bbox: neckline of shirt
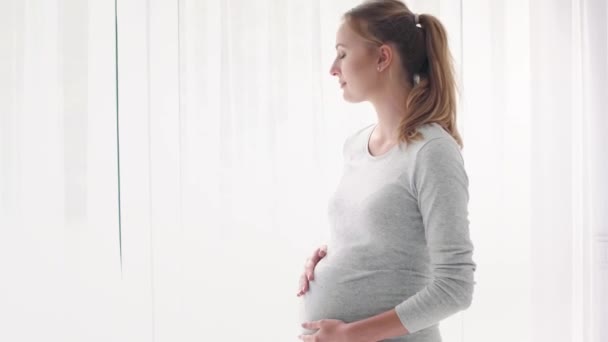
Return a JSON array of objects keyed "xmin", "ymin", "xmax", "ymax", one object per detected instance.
[{"xmin": 365, "ymin": 124, "xmax": 401, "ymax": 160}]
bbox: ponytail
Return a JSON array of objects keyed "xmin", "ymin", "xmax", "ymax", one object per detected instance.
[{"xmin": 399, "ymin": 13, "xmax": 463, "ymax": 149}]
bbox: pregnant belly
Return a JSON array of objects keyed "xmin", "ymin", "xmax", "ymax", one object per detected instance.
[{"xmin": 298, "ymin": 259, "xmax": 428, "ymax": 336}]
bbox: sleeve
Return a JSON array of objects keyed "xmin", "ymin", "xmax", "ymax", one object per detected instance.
[{"xmin": 394, "ymin": 137, "xmax": 477, "ymax": 334}]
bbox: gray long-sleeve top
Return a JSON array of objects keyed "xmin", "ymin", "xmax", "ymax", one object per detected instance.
[{"xmin": 299, "ymin": 122, "xmax": 477, "ymax": 341}]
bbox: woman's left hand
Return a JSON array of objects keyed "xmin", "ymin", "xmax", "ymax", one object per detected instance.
[{"xmin": 298, "ymin": 319, "xmax": 356, "ymax": 342}]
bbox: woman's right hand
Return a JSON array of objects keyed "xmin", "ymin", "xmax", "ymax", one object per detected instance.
[{"xmin": 296, "ymin": 244, "xmax": 327, "ymax": 297}]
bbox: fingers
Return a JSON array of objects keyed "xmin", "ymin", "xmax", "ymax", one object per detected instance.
[
  {"xmin": 305, "ymin": 245, "xmax": 328, "ymax": 281},
  {"xmin": 302, "ymin": 320, "xmax": 321, "ymax": 329},
  {"xmin": 297, "ymin": 245, "xmax": 328, "ymax": 297},
  {"xmin": 296, "ymin": 273, "xmax": 309, "ymax": 297},
  {"xmin": 309, "ymin": 245, "xmax": 328, "ymax": 266},
  {"xmin": 298, "ymin": 333, "xmax": 313, "ymax": 341},
  {"xmin": 319, "ymin": 244, "xmax": 327, "ymax": 254},
  {"xmin": 298, "ymin": 321, "xmax": 319, "ymax": 340}
]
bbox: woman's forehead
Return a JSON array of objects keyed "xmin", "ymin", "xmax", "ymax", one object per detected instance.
[
  {"xmin": 335, "ymin": 23, "xmax": 368, "ymax": 49},
  {"xmin": 335, "ymin": 24, "xmax": 354, "ymax": 46}
]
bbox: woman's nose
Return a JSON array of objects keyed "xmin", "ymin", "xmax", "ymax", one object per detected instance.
[{"xmin": 329, "ymin": 66, "xmax": 339, "ymax": 77}]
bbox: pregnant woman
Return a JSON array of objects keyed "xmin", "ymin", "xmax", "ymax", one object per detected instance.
[{"xmin": 296, "ymin": 1, "xmax": 476, "ymax": 341}]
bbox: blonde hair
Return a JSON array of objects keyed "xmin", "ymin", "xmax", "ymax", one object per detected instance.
[{"xmin": 342, "ymin": 0, "xmax": 463, "ymax": 149}]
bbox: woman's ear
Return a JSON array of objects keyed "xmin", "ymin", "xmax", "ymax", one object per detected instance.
[{"xmin": 375, "ymin": 45, "xmax": 390, "ymax": 71}]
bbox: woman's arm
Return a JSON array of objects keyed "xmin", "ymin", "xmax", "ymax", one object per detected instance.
[
  {"xmin": 393, "ymin": 137, "xmax": 476, "ymax": 334},
  {"xmin": 345, "ymin": 308, "xmax": 409, "ymax": 341}
]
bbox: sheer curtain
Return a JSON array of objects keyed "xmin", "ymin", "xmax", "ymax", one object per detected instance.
[
  {"xmin": 461, "ymin": 0, "xmax": 606, "ymax": 341},
  {"xmin": 0, "ymin": 1, "xmax": 127, "ymax": 342},
  {"xmin": 1, "ymin": 0, "xmax": 605, "ymax": 341}
]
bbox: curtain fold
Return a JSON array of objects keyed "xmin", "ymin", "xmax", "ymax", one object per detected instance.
[
  {"xmin": 0, "ymin": 0, "xmax": 124, "ymax": 341},
  {"xmin": 581, "ymin": 1, "xmax": 608, "ymax": 341}
]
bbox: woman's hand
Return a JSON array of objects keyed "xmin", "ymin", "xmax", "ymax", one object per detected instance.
[
  {"xmin": 296, "ymin": 244, "xmax": 327, "ymax": 297},
  {"xmin": 298, "ymin": 319, "xmax": 354, "ymax": 342}
]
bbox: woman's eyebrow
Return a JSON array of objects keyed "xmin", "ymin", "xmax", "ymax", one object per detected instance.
[{"xmin": 335, "ymin": 43, "xmax": 348, "ymax": 49}]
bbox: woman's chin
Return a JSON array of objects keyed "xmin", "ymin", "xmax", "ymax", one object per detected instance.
[{"xmin": 342, "ymin": 93, "xmax": 363, "ymax": 103}]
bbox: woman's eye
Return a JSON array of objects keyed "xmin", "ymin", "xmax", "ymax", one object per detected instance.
[{"xmin": 338, "ymin": 54, "xmax": 345, "ymax": 59}]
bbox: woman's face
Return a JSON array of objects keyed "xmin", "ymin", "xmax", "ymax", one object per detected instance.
[{"xmin": 329, "ymin": 22, "xmax": 380, "ymax": 102}]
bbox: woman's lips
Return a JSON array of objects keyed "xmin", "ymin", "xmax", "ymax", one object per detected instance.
[{"xmin": 340, "ymin": 82, "xmax": 346, "ymax": 88}]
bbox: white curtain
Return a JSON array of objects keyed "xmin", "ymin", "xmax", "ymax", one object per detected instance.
[
  {"xmin": 1, "ymin": 0, "xmax": 605, "ymax": 341},
  {"xmin": 0, "ymin": 1, "xmax": 127, "ymax": 341},
  {"xmin": 461, "ymin": 0, "xmax": 607, "ymax": 341}
]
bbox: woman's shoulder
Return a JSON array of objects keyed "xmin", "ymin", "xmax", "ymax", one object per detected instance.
[
  {"xmin": 342, "ymin": 121, "xmax": 459, "ymax": 159},
  {"xmin": 402, "ymin": 123, "xmax": 464, "ymax": 171},
  {"xmin": 413, "ymin": 123, "xmax": 464, "ymax": 167},
  {"xmin": 411, "ymin": 122, "xmax": 459, "ymax": 151},
  {"xmin": 416, "ymin": 122, "xmax": 453, "ymax": 142}
]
